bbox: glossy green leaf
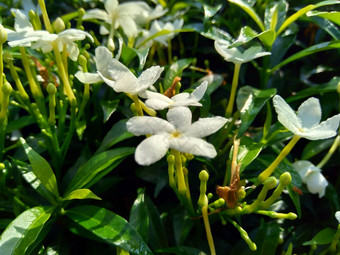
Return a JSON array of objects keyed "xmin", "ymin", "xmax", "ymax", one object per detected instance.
[
  {"xmin": 100, "ymin": 99, "xmax": 119, "ymax": 123},
  {"xmin": 307, "ymin": 15, "xmax": 340, "ymax": 40},
  {"xmin": 301, "ymin": 138, "xmax": 335, "ymax": 160},
  {"xmin": 129, "ymin": 188, "xmax": 168, "ymax": 250},
  {"xmin": 200, "ymin": 26, "xmax": 233, "ymax": 42},
  {"xmin": 0, "ymin": 206, "xmax": 54, "ymax": 255},
  {"xmin": 121, "ymin": 45, "xmax": 149, "ymax": 70},
  {"xmin": 156, "ymin": 246, "xmax": 206, "ymax": 255},
  {"xmin": 308, "ymin": 11, "xmax": 340, "ymax": 26},
  {"xmin": 303, "ymin": 228, "xmax": 336, "ymax": 245},
  {"xmin": 20, "ymin": 138, "xmax": 59, "ymax": 199},
  {"xmin": 271, "ymin": 40, "xmax": 340, "ymax": 72},
  {"xmin": 236, "ymin": 86, "xmax": 276, "ymax": 137},
  {"xmin": 163, "ymin": 58, "xmax": 194, "ymax": 90},
  {"xmin": 65, "ymin": 205, "xmax": 152, "ymax": 255},
  {"xmin": 284, "ymin": 243, "xmax": 293, "ymax": 255},
  {"xmin": 228, "ymin": 0, "xmax": 265, "ymax": 31},
  {"xmin": 95, "ymin": 119, "xmax": 134, "ymax": 155},
  {"xmin": 196, "ymin": 74, "xmax": 224, "ymax": 96},
  {"xmin": 203, "ymin": 3, "xmax": 222, "ymax": 19},
  {"xmin": 264, "ymin": 0, "xmax": 288, "ymax": 31},
  {"xmin": 254, "ymin": 220, "xmax": 280, "ymax": 254},
  {"xmin": 277, "ymin": 0, "xmax": 340, "ymax": 35},
  {"xmin": 65, "ymin": 147, "xmax": 134, "ymax": 193},
  {"xmin": 63, "ymin": 189, "xmax": 101, "ymax": 201},
  {"xmin": 269, "ymin": 33, "xmax": 296, "ymax": 67},
  {"xmin": 238, "ymin": 136, "xmax": 263, "ymax": 172}
]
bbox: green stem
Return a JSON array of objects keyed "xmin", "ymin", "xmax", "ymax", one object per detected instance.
[
  {"xmin": 317, "ymin": 135, "xmax": 340, "ymax": 169},
  {"xmin": 37, "ymin": 0, "xmax": 53, "ymax": 33},
  {"xmin": 258, "ymin": 135, "xmax": 300, "ymax": 182},
  {"xmin": 226, "ymin": 63, "xmax": 241, "ymax": 118},
  {"xmin": 202, "ymin": 203, "xmax": 216, "ymax": 255},
  {"xmin": 131, "ymin": 94, "xmax": 143, "ymax": 116},
  {"xmin": 228, "ymin": 219, "xmax": 257, "ymax": 251},
  {"xmin": 167, "ymin": 39, "xmax": 172, "ymax": 64},
  {"xmin": 173, "ymin": 149, "xmax": 186, "ymax": 195}
]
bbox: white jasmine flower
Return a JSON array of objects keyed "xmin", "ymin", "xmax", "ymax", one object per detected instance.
[
  {"xmin": 142, "ymin": 19, "xmax": 183, "ymax": 46},
  {"xmin": 6, "ymin": 9, "xmax": 49, "ymax": 47},
  {"xmin": 214, "ymin": 40, "xmax": 271, "ymax": 64},
  {"xmin": 292, "ymin": 160, "xmax": 328, "ymax": 198},
  {"xmin": 75, "ymin": 46, "xmax": 163, "ymax": 95},
  {"xmin": 273, "ymin": 95, "xmax": 340, "ymax": 140},
  {"xmin": 31, "ymin": 29, "xmax": 93, "ymax": 61},
  {"xmin": 83, "ymin": 0, "xmax": 161, "ymax": 38},
  {"xmin": 336, "ymin": 211, "xmax": 340, "ymax": 224},
  {"xmin": 139, "ymin": 81, "xmax": 208, "ymax": 110},
  {"xmin": 126, "ymin": 106, "xmax": 228, "ymax": 165}
]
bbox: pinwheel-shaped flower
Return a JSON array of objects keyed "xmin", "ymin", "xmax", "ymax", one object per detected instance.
[
  {"xmin": 126, "ymin": 106, "xmax": 228, "ymax": 165},
  {"xmin": 273, "ymin": 95, "xmax": 340, "ymax": 140},
  {"xmin": 292, "ymin": 160, "xmax": 328, "ymax": 198},
  {"xmin": 75, "ymin": 46, "xmax": 163, "ymax": 95},
  {"xmin": 140, "ymin": 81, "xmax": 207, "ymax": 110},
  {"xmin": 214, "ymin": 40, "xmax": 271, "ymax": 64}
]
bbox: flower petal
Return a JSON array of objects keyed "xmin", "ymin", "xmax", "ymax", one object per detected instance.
[
  {"xmin": 335, "ymin": 211, "xmax": 340, "ymax": 224},
  {"xmin": 301, "ymin": 114, "xmax": 340, "ymax": 140},
  {"xmin": 167, "ymin": 107, "xmax": 192, "ymax": 132},
  {"xmin": 75, "ymin": 71, "xmax": 102, "ymax": 84},
  {"xmin": 305, "ymin": 171, "xmax": 328, "ymax": 198},
  {"xmin": 12, "ymin": 9, "xmax": 33, "ymax": 33},
  {"xmin": 126, "ymin": 116, "xmax": 175, "ymax": 136},
  {"xmin": 292, "ymin": 160, "xmax": 315, "ymax": 182},
  {"xmin": 83, "ymin": 9, "xmax": 110, "ymax": 22},
  {"xmin": 135, "ymin": 134, "xmax": 170, "ymax": 165},
  {"xmin": 297, "ymin": 97, "xmax": 321, "ymax": 129},
  {"xmin": 191, "ymin": 81, "xmax": 208, "ymax": 101},
  {"xmin": 111, "ymin": 72, "xmax": 139, "ymax": 93},
  {"xmin": 135, "ymin": 66, "xmax": 164, "ymax": 94},
  {"xmin": 185, "ymin": 116, "xmax": 228, "ymax": 138},
  {"xmin": 169, "ymin": 136, "xmax": 217, "ymax": 158},
  {"xmin": 273, "ymin": 95, "xmax": 301, "ymax": 134}
]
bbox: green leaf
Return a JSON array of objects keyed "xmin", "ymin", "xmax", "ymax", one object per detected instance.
[
  {"xmin": 65, "ymin": 147, "xmax": 134, "ymax": 193},
  {"xmin": 95, "ymin": 119, "xmax": 134, "ymax": 155},
  {"xmin": 0, "ymin": 206, "xmax": 54, "ymax": 255},
  {"xmin": 271, "ymin": 40, "xmax": 340, "ymax": 72},
  {"xmin": 301, "ymin": 138, "xmax": 335, "ymax": 160},
  {"xmin": 307, "ymin": 15, "xmax": 340, "ymax": 40},
  {"xmin": 200, "ymin": 26, "xmax": 233, "ymax": 42},
  {"xmin": 129, "ymin": 188, "xmax": 168, "ymax": 250},
  {"xmin": 5, "ymin": 115, "xmax": 35, "ymax": 134},
  {"xmin": 20, "ymin": 138, "xmax": 59, "ymax": 199},
  {"xmin": 238, "ymin": 136, "xmax": 263, "ymax": 172},
  {"xmin": 65, "ymin": 205, "xmax": 152, "ymax": 255},
  {"xmin": 195, "ymin": 74, "xmax": 224, "ymax": 96},
  {"xmin": 156, "ymin": 246, "xmax": 206, "ymax": 255},
  {"xmin": 228, "ymin": 0, "xmax": 265, "ymax": 31},
  {"xmin": 269, "ymin": 33, "xmax": 296, "ymax": 68},
  {"xmin": 303, "ymin": 228, "xmax": 336, "ymax": 245},
  {"xmin": 264, "ymin": 0, "xmax": 288, "ymax": 31},
  {"xmin": 163, "ymin": 58, "xmax": 194, "ymax": 90},
  {"xmin": 100, "ymin": 99, "xmax": 119, "ymax": 123},
  {"xmin": 121, "ymin": 45, "xmax": 150, "ymax": 70},
  {"xmin": 236, "ymin": 86, "xmax": 277, "ymax": 137},
  {"xmin": 308, "ymin": 11, "xmax": 340, "ymax": 26},
  {"xmin": 63, "ymin": 189, "xmax": 101, "ymax": 201},
  {"xmin": 254, "ymin": 220, "xmax": 281, "ymax": 254}
]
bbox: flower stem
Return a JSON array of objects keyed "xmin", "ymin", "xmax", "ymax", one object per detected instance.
[
  {"xmin": 202, "ymin": 203, "xmax": 216, "ymax": 255},
  {"xmin": 131, "ymin": 94, "xmax": 143, "ymax": 116},
  {"xmin": 226, "ymin": 63, "xmax": 241, "ymax": 118},
  {"xmin": 258, "ymin": 135, "xmax": 300, "ymax": 182},
  {"xmin": 229, "ymin": 219, "xmax": 257, "ymax": 251},
  {"xmin": 317, "ymin": 135, "xmax": 340, "ymax": 169},
  {"xmin": 38, "ymin": 0, "xmax": 53, "ymax": 33},
  {"xmin": 173, "ymin": 150, "xmax": 186, "ymax": 195}
]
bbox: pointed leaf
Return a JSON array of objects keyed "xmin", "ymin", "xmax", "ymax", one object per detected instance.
[
  {"xmin": 163, "ymin": 58, "xmax": 194, "ymax": 90},
  {"xmin": 308, "ymin": 11, "xmax": 340, "ymax": 26},
  {"xmin": 121, "ymin": 45, "xmax": 150, "ymax": 70},
  {"xmin": 65, "ymin": 205, "xmax": 152, "ymax": 255},
  {"xmin": 303, "ymin": 228, "xmax": 336, "ymax": 245},
  {"xmin": 20, "ymin": 138, "xmax": 59, "ymax": 199},
  {"xmin": 0, "ymin": 206, "xmax": 54, "ymax": 255},
  {"xmin": 100, "ymin": 99, "xmax": 119, "ymax": 123},
  {"xmin": 65, "ymin": 147, "xmax": 134, "ymax": 193},
  {"xmin": 63, "ymin": 189, "xmax": 102, "ymax": 201},
  {"xmin": 238, "ymin": 136, "xmax": 263, "ymax": 172}
]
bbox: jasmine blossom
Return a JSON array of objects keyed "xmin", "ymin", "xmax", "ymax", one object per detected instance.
[
  {"xmin": 140, "ymin": 81, "xmax": 208, "ymax": 110},
  {"xmin": 336, "ymin": 211, "xmax": 340, "ymax": 224},
  {"xmin": 273, "ymin": 95, "xmax": 340, "ymax": 140},
  {"xmin": 126, "ymin": 106, "xmax": 228, "ymax": 165},
  {"xmin": 292, "ymin": 160, "xmax": 328, "ymax": 198}
]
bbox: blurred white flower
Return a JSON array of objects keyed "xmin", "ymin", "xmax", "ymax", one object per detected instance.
[
  {"xmin": 292, "ymin": 160, "xmax": 328, "ymax": 198},
  {"xmin": 83, "ymin": 0, "xmax": 165, "ymax": 38},
  {"xmin": 214, "ymin": 40, "xmax": 271, "ymax": 64},
  {"xmin": 75, "ymin": 46, "xmax": 163, "ymax": 95},
  {"xmin": 273, "ymin": 95, "xmax": 340, "ymax": 140},
  {"xmin": 336, "ymin": 211, "xmax": 340, "ymax": 224},
  {"xmin": 126, "ymin": 106, "xmax": 228, "ymax": 165},
  {"xmin": 140, "ymin": 81, "xmax": 207, "ymax": 110},
  {"xmin": 5, "ymin": 9, "xmax": 49, "ymax": 47},
  {"xmin": 142, "ymin": 19, "xmax": 183, "ymax": 46}
]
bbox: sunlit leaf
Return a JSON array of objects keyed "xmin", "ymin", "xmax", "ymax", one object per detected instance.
[{"xmin": 63, "ymin": 189, "xmax": 101, "ymax": 201}]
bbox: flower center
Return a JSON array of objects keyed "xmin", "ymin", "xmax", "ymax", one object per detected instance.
[{"xmin": 171, "ymin": 131, "xmax": 181, "ymax": 138}]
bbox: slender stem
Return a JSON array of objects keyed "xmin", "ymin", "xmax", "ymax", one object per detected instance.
[
  {"xmin": 258, "ymin": 135, "xmax": 301, "ymax": 182},
  {"xmin": 226, "ymin": 63, "xmax": 241, "ymax": 117},
  {"xmin": 37, "ymin": 0, "xmax": 53, "ymax": 33},
  {"xmin": 173, "ymin": 150, "xmax": 186, "ymax": 195},
  {"xmin": 202, "ymin": 203, "xmax": 216, "ymax": 255},
  {"xmin": 317, "ymin": 135, "xmax": 340, "ymax": 169},
  {"xmin": 167, "ymin": 39, "xmax": 172, "ymax": 64},
  {"xmin": 0, "ymin": 44, "xmax": 3, "ymax": 99},
  {"xmin": 131, "ymin": 94, "xmax": 143, "ymax": 116}
]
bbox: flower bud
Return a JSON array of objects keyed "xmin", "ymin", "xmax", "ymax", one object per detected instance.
[
  {"xmin": 108, "ymin": 38, "xmax": 115, "ymax": 52},
  {"xmin": 53, "ymin": 17, "xmax": 65, "ymax": 33},
  {"xmin": 263, "ymin": 176, "xmax": 277, "ymax": 190},
  {"xmin": 0, "ymin": 24, "xmax": 7, "ymax": 44},
  {"xmin": 2, "ymin": 81, "xmax": 12, "ymax": 95},
  {"xmin": 199, "ymin": 170, "xmax": 209, "ymax": 182},
  {"xmin": 279, "ymin": 172, "xmax": 291, "ymax": 186},
  {"xmin": 47, "ymin": 83, "xmax": 57, "ymax": 94},
  {"xmin": 78, "ymin": 55, "xmax": 87, "ymax": 68}
]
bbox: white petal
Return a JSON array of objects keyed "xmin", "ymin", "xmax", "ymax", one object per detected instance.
[
  {"xmin": 305, "ymin": 171, "xmax": 328, "ymax": 198},
  {"xmin": 105, "ymin": 0, "xmax": 119, "ymax": 15},
  {"xmin": 191, "ymin": 81, "xmax": 208, "ymax": 101},
  {"xmin": 107, "ymin": 58, "xmax": 132, "ymax": 80},
  {"xmin": 12, "ymin": 9, "xmax": 33, "ymax": 33},
  {"xmin": 135, "ymin": 134, "xmax": 170, "ymax": 165},
  {"xmin": 335, "ymin": 211, "xmax": 340, "ymax": 224},
  {"xmin": 169, "ymin": 136, "xmax": 217, "ymax": 158},
  {"xmin": 94, "ymin": 46, "xmax": 113, "ymax": 75},
  {"xmin": 97, "ymin": 71, "xmax": 116, "ymax": 88},
  {"xmin": 145, "ymin": 98, "xmax": 173, "ymax": 110},
  {"xmin": 273, "ymin": 95, "xmax": 301, "ymax": 134},
  {"xmin": 167, "ymin": 107, "xmax": 192, "ymax": 132},
  {"xmin": 75, "ymin": 71, "xmax": 102, "ymax": 84},
  {"xmin": 118, "ymin": 16, "xmax": 139, "ymax": 38},
  {"xmin": 58, "ymin": 29, "xmax": 94, "ymax": 43},
  {"xmin": 136, "ymin": 66, "xmax": 164, "ymax": 94},
  {"xmin": 83, "ymin": 9, "xmax": 110, "ymax": 22},
  {"xmin": 302, "ymin": 114, "xmax": 340, "ymax": 140},
  {"xmin": 185, "ymin": 116, "xmax": 228, "ymax": 138},
  {"xmin": 112, "ymin": 72, "xmax": 138, "ymax": 93},
  {"xmin": 297, "ymin": 97, "xmax": 321, "ymax": 129},
  {"xmin": 126, "ymin": 116, "xmax": 175, "ymax": 135},
  {"xmin": 292, "ymin": 160, "xmax": 314, "ymax": 182},
  {"xmin": 171, "ymin": 93, "xmax": 190, "ymax": 102}
]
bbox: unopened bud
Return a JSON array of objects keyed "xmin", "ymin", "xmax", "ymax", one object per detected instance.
[
  {"xmin": 47, "ymin": 83, "xmax": 57, "ymax": 94},
  {"xmin": 0, "ymin": 24, "xmax": 7, "ymax": 44},
  {"xmin": 199, "ymin": 170, "xmax": 209, "ymax": 182},
  {"xmin": 279, "ymin": 172, "xmax": 291, "ymax": 186},
  {"xmin": 2, "ymin": 81, "xmax": 12, "ymax": 95},
  {"xmin": 53, "ymin": 17, "xmax": 65, "ymax": 33},
  {"xmin": 264, "ymin": 176, "xmax": 277, "ymax": 189}
]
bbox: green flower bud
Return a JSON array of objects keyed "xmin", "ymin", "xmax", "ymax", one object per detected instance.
[
  {"xmin": 78, "ymin": 55, "xmax": 87, "ymax": 67},
  {"xmin": 237, "ymin": 187, "xmax": 246, "ymax": 200},
  {"xmin": 47, "ymin": 83, "xmax": 57, "ymax": 94},
  {"xmin": 78, "ymin": 8, "xmax": 85, "ymax": 17},
  {"xmin": 0, "ymin": 24, "xmax": 7, "ymax": 44},
  {"xmin": 53, "ymin": 17, "xmax": 65, "ymax": 33},
  {"xmin": 264, "ymin": 176, "xmax": 277, "ymax": 190},
  {"xmin": 199, "ymin": 170, "xmax": 209, "ymax": 182},
  {"xmin": 279, "ymin": 172, "xmax": 291, "ymax": 186},
  {"xmin": 2, "ymin": 81, "xmax": 12, "ymax": 95},
  {"xmin": 0, "ymin": 163, "xmax": 5, "ymax": 170}
]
